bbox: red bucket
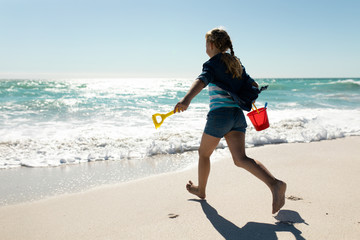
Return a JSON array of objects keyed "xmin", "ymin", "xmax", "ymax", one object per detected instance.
[{"xmin": 247, "ymin": 107, "xmax": 269, "ymax": 131}]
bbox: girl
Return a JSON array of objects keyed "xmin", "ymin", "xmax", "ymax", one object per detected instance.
[{"xmin": 174, "ymin": 28, "xmax": 286, "ymax": 214}]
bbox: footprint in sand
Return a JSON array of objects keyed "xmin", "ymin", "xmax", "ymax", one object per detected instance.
[
  {"xmin": 286, "ymin": 195, "xmax": 303, "ymax": 201},
  {"xmin": 168, "ymin": 213, "xmax": 179, "ymax": 219}
]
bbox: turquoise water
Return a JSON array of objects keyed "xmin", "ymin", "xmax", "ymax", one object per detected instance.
[
  {"xmin": 0, "ymin": 77, "xmax": 359, "ymax": 205},
  {"xmin": 258, "ymin": 78, "xmax": 360, "ymax": 109},
  {"xmin": 0, "ymin": 78, "xmax": 360, "ymax": 170}
]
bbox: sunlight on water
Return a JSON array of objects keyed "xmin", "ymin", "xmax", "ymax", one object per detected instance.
[{"xmin": 0, "ymin": 78, "xmax": 359, "ymax": 170}]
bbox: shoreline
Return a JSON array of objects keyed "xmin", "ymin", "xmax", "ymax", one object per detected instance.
[
  {"xmin": 0, "ymin": 136, "xmax": 355, "ymax": 206},
  {"xmin": 0, "ymin": 149, "xmax": 227, "ymax": 206},
  {"xmin": 1, "ymin": 137, "xmax": 360, "ymax": 239}
]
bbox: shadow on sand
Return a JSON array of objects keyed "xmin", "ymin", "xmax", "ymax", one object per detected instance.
[{"xmin": 189, "ymin": 199, "xmax": 306, "ymax": 240}]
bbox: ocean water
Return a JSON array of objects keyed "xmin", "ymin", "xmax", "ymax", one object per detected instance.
[{"xmin": 1, "ymin": 78, "xmax": 360, "ymax": 171}]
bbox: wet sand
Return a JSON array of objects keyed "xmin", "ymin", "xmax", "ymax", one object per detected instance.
[{"xmin": 1, "ymin": 137, "xmax": 360, "ymax": 239}]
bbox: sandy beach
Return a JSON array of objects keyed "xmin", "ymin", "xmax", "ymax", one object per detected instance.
[{"xmin": 1, "ymin": 137, "xmax": 360, "ymax": 240}]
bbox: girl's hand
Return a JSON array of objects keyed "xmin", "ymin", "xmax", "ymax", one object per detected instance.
[{"xmin": 174, "ymin": 99, "xmax": 190, "ymax": 113}]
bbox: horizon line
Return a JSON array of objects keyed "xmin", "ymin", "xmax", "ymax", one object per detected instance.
[{"xmin": 0, "ymin": 72, "xmax": 359, "ymax": 80}]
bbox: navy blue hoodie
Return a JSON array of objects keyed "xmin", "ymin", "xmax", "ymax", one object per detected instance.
[{"xmin": 197, "ymin": 53, "xmax": 261, "ymax": 111}]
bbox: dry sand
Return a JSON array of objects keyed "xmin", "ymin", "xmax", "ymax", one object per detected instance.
[{"xmin": 1, "ymin": 137, "xmax": 360, "ymax": 239}]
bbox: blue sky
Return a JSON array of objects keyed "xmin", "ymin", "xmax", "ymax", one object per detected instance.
[{"xmin": 0, "ymin": 0, "xmax": 359, "ymax": 78}]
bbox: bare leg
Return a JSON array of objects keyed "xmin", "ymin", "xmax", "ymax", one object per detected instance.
[
  {"xmin": 224, "ymin": 131, "xmax": 287, "ymax": 214},
  {"xmin": 186, "ymin": 133, "xmax": 220, "ymax": 199}
]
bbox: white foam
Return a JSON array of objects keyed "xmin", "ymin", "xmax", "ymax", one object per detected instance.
[
  {"xmin": 1, "ymin": 78, "xmax": 360, "ymax": 169},
  {"xmin": 1, "ymin": 107, "xmax": 359, "ymax": 169},
  {"xmin": 245, "ymin": 108, "xmax": 360, "ymax": 147},
  {"xmin": 310, "ymin": 79, "xmax": 360, "ymax": 86}
]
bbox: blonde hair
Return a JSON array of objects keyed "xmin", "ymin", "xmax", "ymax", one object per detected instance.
[{"xmin": 205, "ymin": 28, "xmax": 243, "ymax": 78}]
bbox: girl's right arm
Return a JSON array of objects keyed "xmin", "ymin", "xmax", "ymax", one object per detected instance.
[{"xmin": 174, "ymin": 79, "xmax": 205, "ymax": 113}]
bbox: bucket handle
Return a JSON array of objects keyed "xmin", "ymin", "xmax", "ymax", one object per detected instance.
[{"xmin": 252, "ymin": 102, "xmax": 259, "ymax": 114}]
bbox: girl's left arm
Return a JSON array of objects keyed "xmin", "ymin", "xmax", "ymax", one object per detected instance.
[{"xmin": 174, "ymin": 79, "xmax": 205, "ymax": 113}]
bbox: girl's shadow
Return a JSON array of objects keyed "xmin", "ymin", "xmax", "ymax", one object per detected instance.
[{"xmin": 189, "ymin": 199, "xmax": 306, "ymax": 240}]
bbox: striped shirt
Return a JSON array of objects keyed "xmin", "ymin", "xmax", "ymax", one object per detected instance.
[{"xmin": 209, "ymin": 83, "xmax": 240, "ymax": 111}]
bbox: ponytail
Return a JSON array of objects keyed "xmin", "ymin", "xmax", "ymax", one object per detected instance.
[{"xmin": 221, "ymin": 44, "xmax": 243, "ymax": 79}]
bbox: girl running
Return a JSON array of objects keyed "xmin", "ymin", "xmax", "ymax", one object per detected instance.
[{"xmin": 174, "ymin": 28, "xmax": 286, "ymax": 214}]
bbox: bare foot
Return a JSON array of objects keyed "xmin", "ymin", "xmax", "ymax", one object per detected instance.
[
  {"xmin": 186, "ymin": 181, "xmax": 206, "ymax": 199},
  {"xmin": 271, "ymin": 180, "xmax": 287, "ymax": 214}
]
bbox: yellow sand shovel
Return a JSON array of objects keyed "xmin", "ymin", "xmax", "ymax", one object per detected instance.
[{"xmin": 152, "ymin": 110, "xmax": 175, "ymax": 129}]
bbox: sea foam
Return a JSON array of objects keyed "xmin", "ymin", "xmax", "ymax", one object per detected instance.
[{"xmin": 0, "ymin": 78, "xmax": 360, "ymax": 169}]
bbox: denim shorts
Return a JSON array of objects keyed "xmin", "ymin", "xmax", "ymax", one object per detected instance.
[{"xmin": 204, "ymin": 107, "xmax": 247, "ymax": 138}]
